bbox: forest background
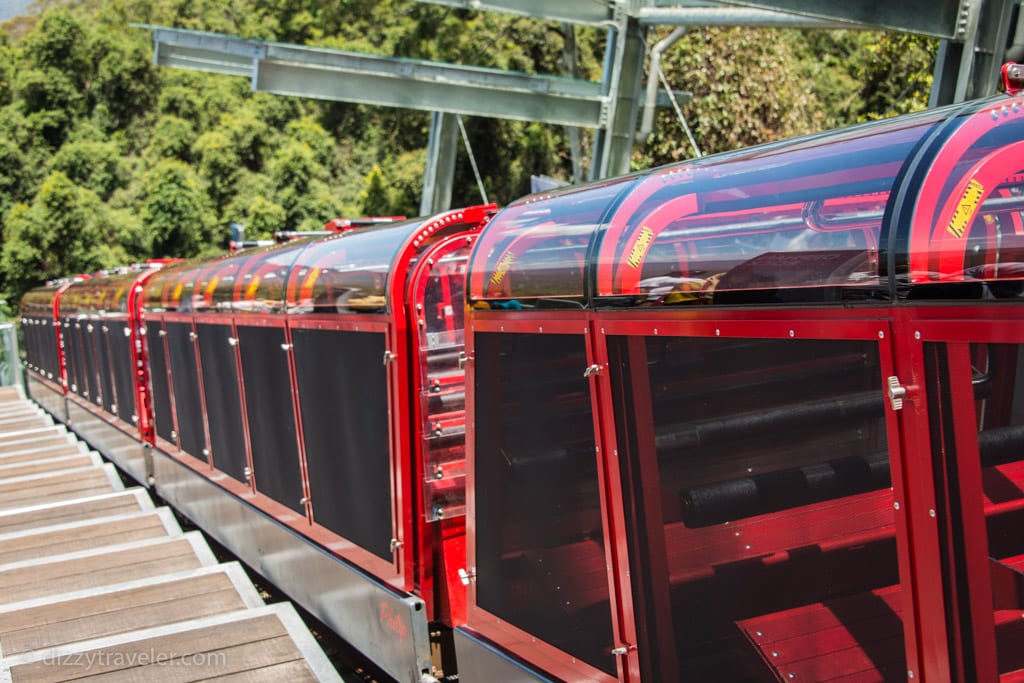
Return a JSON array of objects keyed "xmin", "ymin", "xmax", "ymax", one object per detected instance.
[{"xmin": 0, "ymin": 0, "xmax": 936, "ymax": 309}]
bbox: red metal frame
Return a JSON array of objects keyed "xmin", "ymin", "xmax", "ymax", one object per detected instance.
[
  {"xmin": 590, "ymin": 311, "xmax": 915, "ymax": 682},
  {"xmin": 901, "ymin": 311, "xmax": 1024, "ymax": 680},
  {"xmin": 385, "ymin": 205, "xmax": 494, "ymax": 602},
  {"xmin": 406, "ymin": 232, "xmax": 478, "ymax": 623}
]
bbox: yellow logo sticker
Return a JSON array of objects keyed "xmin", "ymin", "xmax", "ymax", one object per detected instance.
[
  {"xmin": 627, "ymin": 226, "xmax": 655, "ymax": 269},
  {"xmin": 946, "ymin": 179, "xmax": 985, "ymax": 239},
  {"xmin": 490, "ymin": 252, "xmax": 516, "ymax": 287}
]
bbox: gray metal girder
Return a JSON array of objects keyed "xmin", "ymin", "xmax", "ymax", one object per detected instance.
[
  {"xmin": 707, "ymin": 0, "xmax": 965, "ymax": 37},
  {"xmin": 146, "ymin": 26, "xmax": 606, "ymax": 128},
  {"xmin": 410, "ymin": 0, "xmax": 614, "ymax": 25}
]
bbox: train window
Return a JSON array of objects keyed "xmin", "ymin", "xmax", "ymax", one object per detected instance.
[
  {"xmin": 418, "ymin": 248, "xmax": 470, "ymax": 521},
  {"xmin": 473, "ymin": 332, "xmax": 616, "ymax": 676},
  {"xmin": 196, "ymin": 323, "xmax": 248, "ymax": 483},
  {"xmin": 293, "ymin": 328, "xmax": 393, "ymax": 561},
  {"xmin": 608, "ymin": 334, "xmax": 904, "ymax": 681},
  {"xmin": 974, "ymin": 343, "xmax": 1024, "ymax": 675},
  {"xmin": 468, "ymin": 176, "xmax": 637, "ymax": 305},
  {"xmin": 146, "ymin": 321, "xmax": 175, "ymax": 446},
  {"xmin": 596, "ymin": 111, "xmax": 958, "ymax": 304},
  {"xmin": 287, "ymin": 223, "xmax": 410, "ymax": 315},
  {"xmin": 166, "ymin": 321, "xmax": 207, "ymax": 461},
  {"xmin": 237, "ymin": 325, "xmax": 304, "ymax": 514},
  {"xmin": 926, "ymin": 342, "xmax": 1024, "ymax": 677},
  {"xmin": 232, "ymin": 243, "xmax": 304, "ymax": 313}
]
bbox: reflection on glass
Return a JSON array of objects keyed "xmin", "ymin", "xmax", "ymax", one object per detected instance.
[{"xmin": 609, "ymin": 335, "xmax": 904, "ymax": 681}]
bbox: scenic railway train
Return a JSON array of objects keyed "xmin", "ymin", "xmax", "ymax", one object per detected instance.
[{"xmin": 18, "ymin": 69, "xmax": 1024, "ymax": 682}]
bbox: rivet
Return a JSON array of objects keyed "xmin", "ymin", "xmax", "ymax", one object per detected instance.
[
  {"xmin": 878, "ymin": 331, "xmax": 884, "ymax": 339},
  {"xmin": 915, "ymin": 330, "xmax": 921, "ymax": 339},
  {"xmin": 929, "ymin": 509, "xmax": 936, "ymax": 517},
  {"xmin": 894, "ymin": 502, "xmax": 901, "ymax": 510}
]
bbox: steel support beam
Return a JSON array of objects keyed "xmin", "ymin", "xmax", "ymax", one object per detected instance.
[
  {"xmin": 410, "ymin": 0, "xmax": 614, "ymax": 25},
  {"xmin": 931, "ymin": 0, "xmax": 1017, "ymax": 104},
  {"xmin": 145, "ymin": 26, "xmax": 606, "ymax": 128},
  {"xmin": 709, "ymin": 0, "xmax": 965, "ymax": 37},
  {"xmin": 592, "ymin": 15, "xmax": 648, "ymax": 179},
  {"xmin": 637, "ymin": 6, "xmax": 863, "ymax": 28},
  {"xmin": 420, "ymin": 112, "xmax": 459, "ymax": 214}
]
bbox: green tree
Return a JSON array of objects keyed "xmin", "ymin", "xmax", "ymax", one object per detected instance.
[
  {"xmin": 50, "ymin": 140, "xmax": 126, "ymax": 200},
  {"xmin": 139, "ymin": 159, "xmax": 214, "ymax": 257},
  {"xmin": 0, "ymin": 172, "xmax": 117, "ymax": 301}
]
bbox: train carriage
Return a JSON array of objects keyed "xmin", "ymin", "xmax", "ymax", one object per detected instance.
[
  {"xmin": 22, "ymin": 266, "xmax": 165, "ymax": 483},
  {"xmin": 17, "ymin": 78, "xmax": 1024, "ymax": 682},
  {"xmin": 136, "ymin": 205, "xmax": 493, "ymax": 682},
  {"xmin": 458, "ymin": 91, "xmax": 1024, "ymax": 682}
]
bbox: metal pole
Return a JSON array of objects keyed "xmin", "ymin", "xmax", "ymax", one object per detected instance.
[{"xmin": 420, "ymin": 111, "xmax": 459, "ymax": 215}]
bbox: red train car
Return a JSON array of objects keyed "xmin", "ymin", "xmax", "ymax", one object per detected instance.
[
  {"xmin": 457, "ymin": 91, "xmax": 1024, "ymax": 681},
  {"xmin": 18, "ymin": 82, "xmax": 1024, "ymax": 682},
  {"xmin": 22, "ymin": 266, "xmax": 164, "ymax": 484},
  {"xmin": 133, "ymin": 205, "xmax": 492, "ymax": 681}
]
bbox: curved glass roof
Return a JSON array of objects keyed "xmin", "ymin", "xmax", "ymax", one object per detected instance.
[{"xmin": 469, "ymin": 93, "xmax": 1024, "ymax": 308}]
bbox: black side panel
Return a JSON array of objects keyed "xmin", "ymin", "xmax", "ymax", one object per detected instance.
[
  {"xmin": 293, "ymin": 328, "xmax": 393, "ymax": 562},
  {"xmin": 96, "ymin": 327, "xmax": 115, "ymax": 415},
  {"xmin": 238, "ymin": 325, "xmax": 304, "ymax": 513},
  {"xmin": 147, "ymin": 321, "xmax": 175, "ymax": 445},
  {"xmin": 108, "ymin": 322, "xmax": 137, "ymax": 425},
  {"xmin": 82, "ymin": 325, "xmax": 100, "ymax": 406},
  {"xmin": 166, "ymin": 321, "xmax": 207, "ymax": 460},
  {"xmin": 68, "ymin": 321, "xmax": 88, "ymax": 399},
  {"xmin": 197, "ymin": 323, "xmax": 248, "ymax": 482}
]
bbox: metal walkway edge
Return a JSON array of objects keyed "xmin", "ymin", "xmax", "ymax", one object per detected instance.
[{"xmin": 0, "ymin": 386, "xmax": 342, "ymax": 683}]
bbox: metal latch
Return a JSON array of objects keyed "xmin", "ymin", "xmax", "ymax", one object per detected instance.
[
  {"xmin": 189, "ymin": 331, "xmax": 198, "ymax": 342},
  {"xmin": 228, "ymin": 336, "xmax": 238, "ymax": 346},
  {"xmin": 458, "ymin": 568, "xmax": 477, "ymax": 585},
  {"xmin": 887, "ymin": 376, "xmax": 907, "ymax": 411},
  {"xmin": 390, "ymin": 538, "xmax": 402, "ymax": 553},
  {"xmin": 280, "ymin": 343, "xmax": 293, "ymax": 351},
  {"xmin": 383, "ymin": 350, "xmax": 397, "ymax": 366},
  {"xmin": 458, "ymin": 351, "xmax": 472, "ymax": 369},
  {"xmin": 583, "ymin": 364, "xmax": 603, "ymax": 378}
]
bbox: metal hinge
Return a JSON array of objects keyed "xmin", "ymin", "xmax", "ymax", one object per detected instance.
[
  {"xmin": 189, "ymin": 331, "xmax": 198, "ymax": 342},
  {"xmin": 383, "ymin": 350, "xmax": 397, "ymax": 366},
  {"xmin": 583, "ymin": 363, "xmax": 604, "ymax": 378},
  {"xmin": 887, "ymin": 376, "xmax": 907, "ymax": 411},
  {"xmin": 458, "ymin": 351, "xmax": 473, "ymax": 369},
  {"xmin": 458, "ymin": 567, "xmax": 477, "ymax": 585},
  {"xmin": 390, "ymin": 537, "xmax": 402, "ymax": 553},
  {"xmin": 243, "ymin": 466, "xmax": 252, "ymax": 481}
]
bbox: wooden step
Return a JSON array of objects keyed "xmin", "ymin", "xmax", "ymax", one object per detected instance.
[
  {"xmin": 0, "ymin": 490, "xmax": 153, "ymax": 536},
  {"xmin": 4, "ymin": 605, "xmax": 340, "ymax": 683},
  {"xmin": 0, "ymin": 534, "xmax": 216, "ymax": 605},
  {"xmin": 0, "ymin": 465, "xmax": 122, "ymax": 511},
  {"xmin": 0, "ymin": 509, "xmax": 179, "ymax": 565},
  {"xmin": 0, "ymin": 564, "xmax": 263, "ymax": 657}
]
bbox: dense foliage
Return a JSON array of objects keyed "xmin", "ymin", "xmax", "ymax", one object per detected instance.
[{"xmin": 0, "ymin": 1, "xmax": 936, "ymax": 304}]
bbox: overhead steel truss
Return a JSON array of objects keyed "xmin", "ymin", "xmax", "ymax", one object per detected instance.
[{"xmin": 141, "ymin": 0, "xmax": 1023, "ymax": 214}]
